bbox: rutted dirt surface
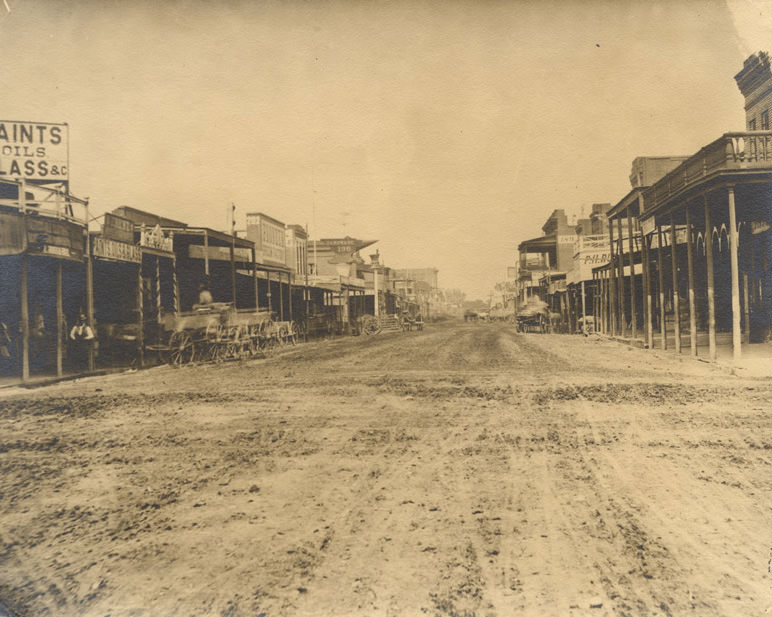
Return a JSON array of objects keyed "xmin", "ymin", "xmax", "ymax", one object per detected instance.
[{"xmin": 1, "ymin": 322, "xmax": 772, "ymax": 617}]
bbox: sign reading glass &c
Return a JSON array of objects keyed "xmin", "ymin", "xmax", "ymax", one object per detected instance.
[{"xmin": 0, "ymin": 120, "xmax": 69, "ymax": 183}]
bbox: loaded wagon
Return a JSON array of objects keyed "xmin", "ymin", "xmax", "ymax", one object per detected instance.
[
  {"xmin": 150, "ymin": 303, "xmax": 299, "ymax": 366},
  {"xmin": 515, "ymin": 298, "xmax": 549, "ymax": 333}
]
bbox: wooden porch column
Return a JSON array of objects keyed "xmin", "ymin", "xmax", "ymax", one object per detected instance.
[
  {"xmin": 657, "ymin": 226, "xmax": 667, "ymax": 350},
  {"xmin": 704, "ymin": 196, "xmax": 717, "ymax": 361},
  {"xmin": 280, "ymin": 272, "xmax": 285, "ymax": 321},
  {"xmin": 21, "ymin": 255, "xmax": 29, "ymax": 381},
  {"xmin": 626, "ymin": 207, "xmax": 637, "ymax": 339},
  {"xmin": 203, "ymin": 230, "xmax": 210, "ymax": 276},
  {"xmin": 685, "ymin": 207, "xmax": 697, "ymax": 356},
  {"xmin": 86, "ymin": 236, "xmax": 95, "ymax": 372},
  {"xmin": 581, "ymin": 280, "xmax": 587, "ymax": 329},
  {"xmin": 137, "ymin": 263, "xmax": 144, "ymax": 369},
  {"xmin": 56, "ymin": 262, "xmax": 63, "ymax": 377},
  {"xmin": 252, "ymin": 249, "xmax": 259, "ymax": 310},
  {"xmin": 728, "ymin": 186, "xmax": 742, "ymax": 362},
  {"xmin": 642, "ymin": 234, "xmax": 654, "ymax": 350},
  {"xmin": 288, "ymin": 274, "xmax": 293, "ymax": 321},
  {"xmin": 743, "ymin": 273, "xmax": 750, "ymax": 344},
  {"xmin": 230, "ymin": 242, "xmax": 236, "ymax": 306},
  {"xmin": 670, "ymin": 215, "xmax": 681, "ymax": 354},
  {"xmin": 267, "ymin": 272, "xmax": 272, "ymax": 314},
  {"xmin": 601, "ymin": 270, "xmax": 608, "ymax": 334},
  {"xmin": 608, "ymin": 222, "xmax": 617, "ymax": 335},
  {"xmin": 617, "ymin": 216, "xmax": 625, "ymax": 336}
]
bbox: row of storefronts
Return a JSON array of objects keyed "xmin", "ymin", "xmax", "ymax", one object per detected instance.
[
  {"xmin": 0, "ymin": 188, "xmax": 427, "ymax": 383},
  {"xmin": 511, "ymin": 52, "xmax": 772, "ymax": 364}
]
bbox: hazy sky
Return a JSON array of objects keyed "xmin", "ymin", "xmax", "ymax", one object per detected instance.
[{"xmin": 2, "ymin": 0, "xmax": 771, "ymax": 299}]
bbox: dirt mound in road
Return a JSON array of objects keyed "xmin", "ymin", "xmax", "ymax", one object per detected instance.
[
  {"xmin": 532, "ymin": 383, "xmax": 772, "ymax": 406},
  {"xmin": 370, "ymin": 375, "xmax": 519, "ymax": 401}
]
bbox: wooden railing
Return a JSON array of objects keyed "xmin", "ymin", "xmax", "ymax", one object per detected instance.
[
  {"xmin": 642, "ymin": 131, "xmax": 772, "ymax": 213},
  {"xmin": 0, "ymin": 180, "xmax": 88, "ymax": 225}
]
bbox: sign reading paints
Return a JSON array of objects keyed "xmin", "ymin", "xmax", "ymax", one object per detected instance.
[{"xmin": 0, "ymin": 120, "xmax": 69, "ymax": 182}]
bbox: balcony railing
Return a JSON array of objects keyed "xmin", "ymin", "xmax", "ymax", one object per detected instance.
[
  {"xmin": 643, "ymin": 131, "xmax": 772, "ymax": 213},
  {"xmin": 0, "ymin": 180, "xmax": 88, "ymax": 225},
  {"xmin": 574, "ymin": 234, "xmax": 607, "ymax": 253}
]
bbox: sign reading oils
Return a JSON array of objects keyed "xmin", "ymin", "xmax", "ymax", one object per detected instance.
[{"xmin": 0, "ymin": 120, "xmax": 68, "ymax": 182}]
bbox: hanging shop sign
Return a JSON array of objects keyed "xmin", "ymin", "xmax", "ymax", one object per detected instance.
[
  {"xmin": 189, "ymin": 245, "xmax": 252, "ymax": 262},
  {"xmin": 0, "ymin": 120, "xmax": 69, "ymax": 183},
  {"xmin": 25, "ymin": 217, "xmax": 84, "ymax": 260},
  {"xmin": 92, "ymin": 236, "xmax": 141, "ymax": 263},
  {"xmin": 0, "ymin": 211, "xmax": 27, "ymax": 255},
  {"xmin": 103, "ymin": 212, "xmax": 135, "ymax": 244}
]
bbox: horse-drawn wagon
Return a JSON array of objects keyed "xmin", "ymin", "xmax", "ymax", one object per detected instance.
[
  {"xmin": 515, "ymin": 298, "xmax": 549, "ymax": 333},
  {"xmin": 151, "ymin": 303, "xmax": 298, "ymax": 366}
]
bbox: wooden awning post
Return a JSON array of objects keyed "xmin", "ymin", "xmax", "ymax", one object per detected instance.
[
  {"xmin": 657, "ymin": 226, "xmax": 667, "ymax": 351},
  {"xmin": 86, "ymin": 208, "xmax": 95, "ymax": 372},
  {"xmin": 267, "ymin": 272, "xmax": 272, "ymax": 314},
  {"xmin": 252, "ymin": 250, "xmax": 259, "ymax": 311},
  {"xmin": 172, "ymin": 256, "xmax": 180, "ymax": 316},
  {"xmin": 56, "ymin": 262, "xmax": 63, "ymax": 377},
  {"xmin": 626, "ymin": 207, "xmax": 637, "ymax": 338},
  {"xmin": 743, "ymin": 273, "xmax": 750, "ymax": 344},
  {"xmin": 608, "ymin": 221, "xmax": 617, "ymax": 336},
  {"xmin": 728, "ymin": 186, "xmax": 742, "ymax": 362},
  {"xmin": 642, "ymin": 234, "xmax": 654, "ymax": 350},
  {"xmin": 288, "ymin": 274, "xmax": 293, "ymax": 322},
  {"xmin": 279, "ymin": 272, "xmax": 285, "ymax": 321},
  {"xmin": 670, "ymin": 214, "xmax": 681, "ymax": 354},
  {"xmin": 600, "ymin": 270, "xmax": 607, "ymax": 334},
  {"xmin": 21, "ymin": 255, "xmax": 29, "ymax": 381},
  {"xmin": 137, "ymin": 263, "xmax": 144, "ymax": 369},
  {"xmin": 203, "ymin": 230, "xmax": 210, "ymax": 276},
  {"xmin": 616, "ymin": 216, "xmax": 625, "ymax": 337},
  {"xmin": 685, "ymin": 207, "xmax": 697, "ymax": 356},
  {"xmin": 230, "ymin": 241, "xmax": 236, "ymax": 307},
  {"xmin": 704, "ymin": 196, "xmax": 717, "ymax": 361}
]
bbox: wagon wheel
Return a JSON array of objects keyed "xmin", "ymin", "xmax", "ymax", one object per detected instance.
[
  {"xmin": 276, "ymin": 324, "xmax": 289, "ymax": 346},
  {"xmin": 168, "ymin": 330, "xmax": 195, "ymax": 367},
  {"xmin": 362, "ymin": 316, "xmax": 381, "ymax": 336},
  {"xmin": 286, "ymin": 322, "xmax": 299, "ymax": 345},
  {"xmin": 221, "ymin": 325, "xmax": 238, "ymax": 360},
  {"xmin": 293, "ymin": 319, "xmax": 307, "ymax": 342},
  {"xmin": 203, "ymin": 324, "xmax": 226, "ymax": 363},
  {"xmin": 245, "ymin": 325, "xmax": 259, "ymax": 357},
  {"xmin": 233, "ymin": 325, "xmax": 251, "ymax": 359}
]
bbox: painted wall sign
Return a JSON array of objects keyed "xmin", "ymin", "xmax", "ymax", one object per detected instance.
[
  {"xmin": 103, "ymin": 212, "xmax": 135, "ymax": 244},
  {"xmin": 0, "ymin": 120, "xmax": 69, "ymax": 182},
  {"xmin": 189, "ymin": 245, "xmax": 252, "ymax": 262},
  {"xmin": 92, "ymin": 237, "xmax": 141, "ymax": 263},
  {"xmin": 26, "ymin": 217, "xmax": 84, "ymax": 260}
]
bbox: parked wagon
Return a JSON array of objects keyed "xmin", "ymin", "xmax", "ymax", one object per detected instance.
[
  {"xmin": 515, "ymin": 298, "xmax": 549, "ymax": 334},
  {"xmin": 154, "ymin": 303, "xmax": 277, "ymax": 366}
]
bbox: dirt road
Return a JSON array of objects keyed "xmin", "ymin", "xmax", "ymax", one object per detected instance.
[{"xmin": 1, "ymin": 322, "xmax": 771, "ymax": 617}]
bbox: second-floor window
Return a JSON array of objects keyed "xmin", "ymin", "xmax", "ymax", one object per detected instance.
[
  {"xmin": 762, "ymin": 110, "xmax": 769, "ymax": 130},
  {"xmin": 749, "ymin": 118, "xmax": 757, "ymax": 130}
]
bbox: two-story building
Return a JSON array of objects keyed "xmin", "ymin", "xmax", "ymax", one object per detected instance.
[{"xmin": 594, "ymin": 52, "xmax": 772, "ymax": 363}]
